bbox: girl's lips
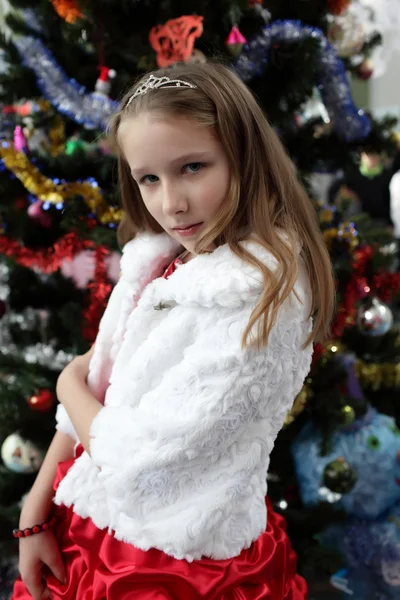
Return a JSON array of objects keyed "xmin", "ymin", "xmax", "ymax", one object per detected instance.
[{"xmin": 173, "ymin": 223, "xmax": 203, "ymax": 237}]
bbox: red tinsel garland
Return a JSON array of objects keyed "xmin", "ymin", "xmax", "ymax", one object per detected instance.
[
  {"xmin": 82, "ymin": 246, "xmax": 113, "ymax": 343},
  {"xmin": 0, "ymin": 233, "xmax": 113, "ymax": 345},
  {"xmin": 0, "ymin": 232, "xmax": 93, "ymax": 273}
]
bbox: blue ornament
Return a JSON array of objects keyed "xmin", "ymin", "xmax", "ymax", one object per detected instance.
[
  {"xmin": 234, "ymin": 20, "xmax": 371, "ymax": 142},
  {"xmin": 14, "ymin": 37, "xmax": 119, "ymax": 131}
]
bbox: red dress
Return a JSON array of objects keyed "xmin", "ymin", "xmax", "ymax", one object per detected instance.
[{"xmin": 12, "ymin": 257, "xmax": 307, "ymax": 600}]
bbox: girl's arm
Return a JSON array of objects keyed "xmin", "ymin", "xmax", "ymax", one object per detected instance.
[
  {"xmin": 56, "ymin": 345, "xmax": 103, "ymax": 455},
  {"xmin": 19, "ymin": 430, "xmax": 75, "ymax": 528}
]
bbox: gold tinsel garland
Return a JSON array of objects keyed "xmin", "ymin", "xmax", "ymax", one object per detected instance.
[
  {"xmin": 0, "ymin": 143, "xmax": 123, "ymax": 225},
  {"xmin": 355, "ymin": 359, "xmax": 400, "ymax": 390}
]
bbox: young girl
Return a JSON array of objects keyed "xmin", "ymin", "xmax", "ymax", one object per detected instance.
[{"xmin": 13, "ymin": 62, "xmax": 334, "ymax": 600}]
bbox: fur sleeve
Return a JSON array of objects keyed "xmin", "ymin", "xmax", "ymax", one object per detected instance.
[{"xmin": 89, "ymin": 305, "xmax": 313, "ymax": 509}]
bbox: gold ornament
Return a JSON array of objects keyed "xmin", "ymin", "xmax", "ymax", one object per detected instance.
[{"xmin": 0, "ymin": 143, "xmax": 123, "ymax": 225}]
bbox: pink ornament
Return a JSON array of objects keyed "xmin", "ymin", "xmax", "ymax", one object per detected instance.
[
  {"xmin": 27, "ymin": 200, "xmax": 52, "ymax": 228},
  {"xmin": 225, "ymin": 25, "xmax": 247, "ymax": 46},
  {"xmin": 14, "ymin": 125, "xmax": 27, "ymax": 152}
]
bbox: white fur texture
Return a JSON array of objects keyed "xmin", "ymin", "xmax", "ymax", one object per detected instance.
[{"xmin": 55, "ymin": 232, "xmax": 313, "ymax": 561}]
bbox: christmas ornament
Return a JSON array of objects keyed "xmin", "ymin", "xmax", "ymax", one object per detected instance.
[
  {"xmin": 13, "ymin": 126, "xmax": 27, "ymax": 152},
  {"xmin": 1, "ymin": 433, "xmax": 44, "ymax": 474},
  {"xmin": 323, "ymin": 458, "xmax": 357, "ymax": 494},
  {"xmin": 355, "ymin": 57, "xmax": 374, "ymax": 80},
  {"xmin": 340, "ymin": 405, "xmax": 356, "ymax": 425},
  {"xmin": 27, "ymin": 389, "xmax": 54, "ymax": 411},
  {"xmin": 94, "ymin": 66, "xmax": 117, "ymax": 98},
  {"xmin": 65, "ymin": 137, "xmax": 87, "ymax": 155},
  {"xmin": 15, "ymin": 37, "xmax": 118, "ymax": 130},
  {"xmin": 225, "ymin": 26, "xmax": 247, "ymax": 57},
  {"xmin": 27, "ymin": 200, "xmax": 53, "ymax": 228},
  {"xmin": 0, "ymin": 141, "xmax": 122, "ymax": 226},
  {"xmin": 51, "ymin": 0, "xmax": 82, "ymax": 23},
  {"xmin": 149, "ymin": 15, "xmax": 204, "ymax": 67},
  {"xmin": 234, "ymin": 20, "xmax": 371, "ymax": 142},
  {"xmin": 327, "ymin": 10, "xmax": 364, "ymax": 58},
  {"xmin": 327, "ymin": 0, "xmax": 351, "ymax": 15},
  {"xmin": 357, "ymin": 297, "xmax": 393, "ymax": 337}
]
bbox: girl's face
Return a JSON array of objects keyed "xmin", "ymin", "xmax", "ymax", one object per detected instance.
[{"xmin": 118, "ymin": 113, "xmax": 230, "ymax": 255}]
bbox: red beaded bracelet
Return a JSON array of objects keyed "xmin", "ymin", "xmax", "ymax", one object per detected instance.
[{"xmin": 12, "ymin": 516, "xmax": 57, "ymax": 539}]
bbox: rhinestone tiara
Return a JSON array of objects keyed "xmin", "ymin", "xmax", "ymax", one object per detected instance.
[{"xmin": 126, "ymin": 74, "xmax": 197, "ymax": 107}]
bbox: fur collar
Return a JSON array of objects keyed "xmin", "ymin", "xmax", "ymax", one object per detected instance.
[{"xmin": 120, "ymin": 231, "xmax": 300, "ymax": 309}]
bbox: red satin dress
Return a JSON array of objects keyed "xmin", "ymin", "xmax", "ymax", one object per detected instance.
[{"xmin": 12, "ymin": 257, "xmax": 308, "ymax": 600}]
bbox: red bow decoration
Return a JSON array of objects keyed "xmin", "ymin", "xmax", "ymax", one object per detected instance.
[{"xmin": 149, "ymin": 15, "xmax": 204, "ymax": 67}]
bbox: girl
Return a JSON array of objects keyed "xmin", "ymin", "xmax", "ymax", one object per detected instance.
[{"xmin": 13, "ymin": 61, "xmax": 335, "ymax": 600}]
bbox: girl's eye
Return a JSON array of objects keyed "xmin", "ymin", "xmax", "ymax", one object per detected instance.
[
  {"xmin": 140, "ymin": 174, "xmax": 159, "ymax": 184},
  {"xmin": 184, "ymin": 162, "xmax": 203, "ymax": 174}
]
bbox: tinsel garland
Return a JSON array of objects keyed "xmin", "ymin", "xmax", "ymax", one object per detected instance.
[
  {"xmin": 82, "ymin": 246, "xmax": 112, "ymax": 343},
  {"xmin": 234, "ymin": 20, "xmax": 370, "ymax": 141},
  {"xmin": 0, "ymin": 232, "xmax": 92, "ymax": 273},
  {"xmin": 355, "ymin": 358, "xmax": 400, "ymax": 390},
  {"xmin": 0, "ymin": 142, "xmax": 122, "ymax": 226},
  {"xmin": 14, "ymin": 37, "xmax": 118, "ymax": 131},
  {"xmin": 0, "ymin": 233, "xmax": 112, "ymax": 344}
]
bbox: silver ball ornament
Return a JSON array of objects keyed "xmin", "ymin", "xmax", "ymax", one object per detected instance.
[{"xmin": 356, "ymin": 297, "xmax": 393, "ymax": 337}]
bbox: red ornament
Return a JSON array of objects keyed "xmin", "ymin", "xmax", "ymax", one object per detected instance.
[
  {"xmin": 327, "ymin": 0, "xmax": 350, "ymax": 15},
  {"xmin": 149, "ymin": 15, "xmax": 204, "ymax": 67},
  {"xmin": 28, "ymin": 389, "xmax": 54, "ymax": 412},
  {"xmin": 355, "ymin": 58, "xmax": 374, "ymax": 81}
]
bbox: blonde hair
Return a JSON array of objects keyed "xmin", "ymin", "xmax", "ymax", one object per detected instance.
[{"xmin": 108, "ymin": 61, "xmax": 335, "ymax": 349}]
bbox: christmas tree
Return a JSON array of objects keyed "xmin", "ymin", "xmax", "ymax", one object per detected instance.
[{"xmin": 0, "ymin": 0, "xmax": 399, "ymax": 595}]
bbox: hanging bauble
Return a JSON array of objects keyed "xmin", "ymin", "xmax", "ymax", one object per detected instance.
[
  {"xmin": 327, "ymin": 10, "xmax": 364, "ymax": 58},
  {"xmin": 327, "ymin": 0, "xmax": 350, "ymax": 15},
  {"xmin": 27, "ymin": 200, "xmax": 53, "ymax": 228},
  {"xmin": 356, "ymin": 297, "xmax": 393, "ymax": 337},
  {"xmin": 323, "ymin": 457, "xmax": 357, "ymax": 494},
  {"xmin": 51, "ymin": 0, "xmax": 82, "ymax": 24},
  {"xmin": 0, "ymin": 299, "xmax": 6, "ymax": 319},
  {"xmin": 27, "ymin": 389, "xmax": 54, "ymax": 412},
  {"xmin": 355, "ymin": 58, "xmax": 374, "ymax": 81},
  {"xmin": 339, "ymin": 404, "xmax": 356, "ymax": 425},
  {"xmin": 1, "ymin": 433, "xmax": 44, "ymax": 474},
  {"xmin": 13, "ymin": 126, "xmax": 27, "ymax": 153},
  {"xmin": 65, "ymin": 137, "xmax": 87, "ymax": 155},
  {"xmin": 225, "ymin": 26, "xmax": 247, "ymax": 57},
  {"xmin": 94, "ymin": 66, "xmax": 117, "ymax": 98}
]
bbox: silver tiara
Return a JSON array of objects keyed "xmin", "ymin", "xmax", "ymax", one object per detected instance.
[{"xmin": 126, "ymin": 74, "xmax": 197, "ymax": 107}]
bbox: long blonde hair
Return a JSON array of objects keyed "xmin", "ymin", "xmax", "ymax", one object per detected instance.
[{"xmin": 108, "ymin": 61, "xmax": 335, "ymax": 349}]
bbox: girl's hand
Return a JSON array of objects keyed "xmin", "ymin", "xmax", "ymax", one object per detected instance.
[{"xmin": 19, "ymin": 530, "xmax": 66, "ymax": 600}]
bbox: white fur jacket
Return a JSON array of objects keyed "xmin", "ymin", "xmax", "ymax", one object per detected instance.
[{"xmin": 54, "ymin": 231, "xmax": 313, "ymax": 561}]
